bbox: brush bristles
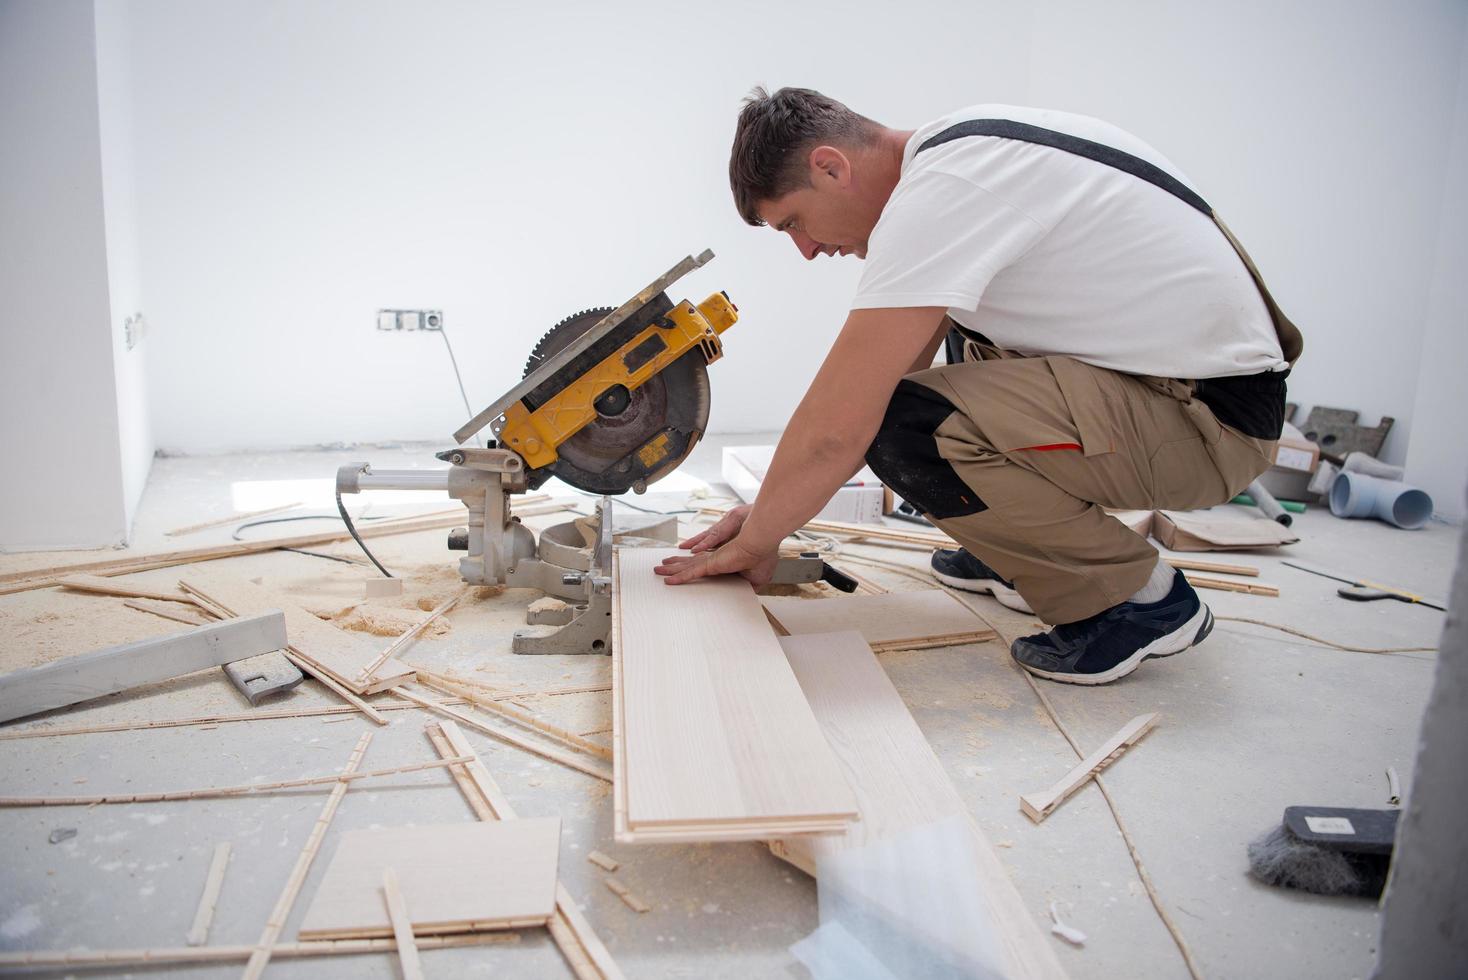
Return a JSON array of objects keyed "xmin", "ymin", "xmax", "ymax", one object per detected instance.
[{"xmin": 1247, "ymin": 823, "xmax": 1365, "ymax": 896}]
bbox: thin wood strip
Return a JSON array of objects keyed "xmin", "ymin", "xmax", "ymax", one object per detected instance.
[
  {"xmin": 425, "ymin": 727, "xmax": 496, "ymax": 821},
  {"xmin": 382, "ymin": 867, "xmax": 425, "ymax": 980},
  {"xmin": 359, "ymin": 588, "xmax": 469, "ymax": 682},
  {"xmin": 1019, "ymin": 713, "xmax": 1159, "ymax": 823},
  {"xmin": 586, "ymin": 851, "xmax": 619, "ymax": 872},
  {"xmin": 966, "ymin": 605, "xmax": 1205, "ymax": 980},
  {"xmin": 0, "ymin": 753, "xmax": 469, "ymax": 807},
  {"xmin": 394, "ymin": 688, "xmax": 612, "ymax": 782},
  {"xmin": 242, "ymin": 731, "xmax": 372, "ymax": 979},
  {"xmin": 868, "ymin": 632, "xmax": 997, "ymax": 653},
  {"xmin": 428, "ymin": 721, "xmax": 624, "ymax": 980},
  {"xmin": 602, "ymin": 878, "xmax": 650, "ymax": 914},
  {"xmin": 59, "ymin": 574, "xmax": 194, "ymax": 603},
  {"xmin": 437, "ymin": 675, "xmax": 612, "ymax": 699},
  {"xmin": 165, "ymin": 501, "xmax": 305, "ymax": 537},
  {"xmin": 186, "ymin": 842, "xmax": 232, "ymax": 946},
  {"xmin": 0, "ymin": 514, "xmax": 467, "ymax": 596},
  {"xmin": 1164, "ymin": 557, "xmax": 1260, "ymax": 577},
  {"xmin": 0, "ymin": 695, "xmax": 469, "ymax": 741},
  {"xmin": 284, "ymin": 652, "xmax": 388, "ymax": 726},
  {"xmin": 0, "ymin": 501, "xmax": 572, "ymax": 597},
  {"xmin": 0, "ymin": 933, "xmax": 518, "ymax": 969},
  {"xmin": 1184, "ymin": 574, "xmax": 1279, "ymax": 597},
  {"xmin": 125, "ymin": 597, "xmax": 214, "ymax": 626},
  {"xmin": 418, "ymin": 673, "xmax": 613, "ymax": 760}
]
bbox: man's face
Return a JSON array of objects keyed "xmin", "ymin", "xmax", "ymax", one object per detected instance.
[{"xmin": 756, "ymin": 146, "xmax": 878, "ymax": 261}]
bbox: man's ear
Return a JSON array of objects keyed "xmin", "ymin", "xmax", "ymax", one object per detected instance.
[{"xmin": 808, "ymin": 145, "xmax": 851, "ymax": 188}]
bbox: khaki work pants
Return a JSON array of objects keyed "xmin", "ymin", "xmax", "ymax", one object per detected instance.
[{"xmin": 868, "ymin": 341, "xmax": 1276, "ymax": 625}]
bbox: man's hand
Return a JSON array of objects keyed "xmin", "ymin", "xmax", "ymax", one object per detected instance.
[
  {"xmin": 654, "ymin": 536, "xmax": 779, "ymax": 588},
  {"xmin": 678, "ymin": 504, "xmax": 751, "ymax": 554}
]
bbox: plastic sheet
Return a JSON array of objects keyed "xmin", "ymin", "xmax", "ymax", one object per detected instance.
[{"xmin": 791, "ymin": 815, "xmax": 1007, "ymax": 980}]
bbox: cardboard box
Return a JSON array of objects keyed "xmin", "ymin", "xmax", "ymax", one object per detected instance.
[
  {"xmin": 1152, "ymin": 509, "xmax": 1299, "ymax": 552},
  {"xmin": 721, "ymin": 445, "xmax": 888, "ymax": 524}
]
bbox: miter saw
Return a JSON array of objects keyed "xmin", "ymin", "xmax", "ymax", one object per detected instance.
[{"xmin": 336, "ymin": 250, "xmax": 852, "ymax": 655}]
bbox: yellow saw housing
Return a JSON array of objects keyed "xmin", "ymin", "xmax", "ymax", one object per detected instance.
[{"xmin": 499, "ymin": 291, "xmax": 738, "ymax": 470}]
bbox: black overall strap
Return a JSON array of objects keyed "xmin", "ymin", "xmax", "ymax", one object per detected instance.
[{"xmin": 916, "ymin": 119, "xmax": 1213, "ymax": 216}]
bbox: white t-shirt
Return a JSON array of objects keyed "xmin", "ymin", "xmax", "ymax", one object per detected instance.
[{"xmin": 851, "ymin": 104, "xmax": 1286, "ymax": 379}]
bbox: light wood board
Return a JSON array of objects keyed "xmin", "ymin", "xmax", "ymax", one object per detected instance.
[
  {"xmin": 612, "ymin": 548, "xmax": 856, "ymax": 843},
  {"xmin": 0, "ymin": 612, "xmax": 287, "ymax": 723},
  {"xmin": 298, "ymin": 818, "xmax": 561, "ymax": 940},
  {"xmin": 761, "ymin": 589, "xmax": 996, "ymax": 652},
  {"xmin": 774, "ymin": 630, "xmax": 1068, "ymax": 980},
  {"xmin": 430, "ymin": 721, "xmax": 624, "ymax": 980},
  {"xmin": 178, "ymin": 573, "xmax": 414, "ymax": 695}
]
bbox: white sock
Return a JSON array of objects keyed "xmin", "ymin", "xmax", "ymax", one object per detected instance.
[{"xmin": 1129, "ymin": 559, "xmax": 1176, "ymax": 604}]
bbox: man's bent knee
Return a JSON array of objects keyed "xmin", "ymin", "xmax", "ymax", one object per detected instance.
[{"xmin": 865, "ymin": 379, "xmax": 987, "ymax": 519}]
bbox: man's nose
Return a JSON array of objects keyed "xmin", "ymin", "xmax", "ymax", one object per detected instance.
[{"xmin": 787, "ymin": 229, "xmax": 821, "ymax": 261}]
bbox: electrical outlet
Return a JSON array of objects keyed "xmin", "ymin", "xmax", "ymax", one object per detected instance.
[
  {"xmin": 377, "ymin": 309, "xmax": 443, "ymax": 331},
  {"xmin": 124, "ymin": 312, "xmax": 146, "ymax": 350}
]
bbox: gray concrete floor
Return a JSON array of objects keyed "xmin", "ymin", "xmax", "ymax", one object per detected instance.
[{"xmin": 0, "ymin": 435, "xmax": 1455, "ymax": 979}]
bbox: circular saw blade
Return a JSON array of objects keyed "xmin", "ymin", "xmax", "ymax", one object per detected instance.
[{"xmin": 522, "ymin": 308, "xmax": 710, "ymax": 494}]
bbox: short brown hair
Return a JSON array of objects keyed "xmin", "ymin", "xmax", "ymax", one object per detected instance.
[{"xmin": 728, "ymin": 86, "xmax": 879, "ymax": 226}]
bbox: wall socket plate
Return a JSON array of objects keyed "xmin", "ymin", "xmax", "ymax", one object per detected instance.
[
  {"xmin": 377, "ymin": 309, "xmax": 443, "ymax": 332},
  {"xmin": 124, "ymin": 312, "xmax": 146, "ymax": 350}
]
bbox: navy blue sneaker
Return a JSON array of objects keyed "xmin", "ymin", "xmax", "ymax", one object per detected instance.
[
  {"xmin": 930, "ymin": 548, "xmax": 1034, "ymax": 614},
  {"xmin": 1011, "ymin": 571, "xmax": 1213, "ymax": 685}
]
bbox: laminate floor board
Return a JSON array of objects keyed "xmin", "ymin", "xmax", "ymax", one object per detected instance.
[
  {"xmin": 775, "ymin": 630, "xmax": 1067, "ymax": 980},
  {"xmin": 761, "ymin": 589, "xmax": 997, "ymax": 652},
  {"xmin": 612, "ymin": 548, "xmax": 857, "ymax": 843},
  {"xmin": 297, "ymin": 818, "xmax": 561, "ymax": 940},
  {"xmin": 179, "ymin": 572, "xmax": 414, "ymax": 694}
]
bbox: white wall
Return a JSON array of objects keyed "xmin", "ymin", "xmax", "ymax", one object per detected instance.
[
  {"xmin": 125, "ymin": 0, "xmax": 1031, "ymax": 453},
  {"xmin": 95, "ymin": 0, "xmax": 154, "ymax": 526},
  {"xmin": 1405, "ymin": 28, "xmax": 1468, "ymax": 523},
  {"xmin": 0, "ymin": 0, "xmax": 139, "ymax": 550},
  {"xmin": 36, "ymin": 0, "xmax": 1468, "ymax": 522}
]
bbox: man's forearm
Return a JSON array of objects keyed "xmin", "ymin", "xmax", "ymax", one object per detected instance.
[{"xmin": 739, "ymin": 427, "xmax": 870, "ymax": 553}]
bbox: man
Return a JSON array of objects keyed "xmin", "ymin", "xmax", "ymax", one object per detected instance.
[{"xmin": 655, "ymin": 87, "xmax": 1301, "ymax": 685}]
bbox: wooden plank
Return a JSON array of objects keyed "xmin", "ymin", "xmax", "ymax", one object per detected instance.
[
  {"xmin": 0, "ymin": 695, "xmax": 469, "ymax": 741},
  {"xmin": 0, "ymin": 612, "xmax": 287, "ymax": 724},
  {"xmin": 395, "ymin": 687, "xmax": 612, "ymax": 781},
  {"xmin": 359, "ymin": 588, "xmax": 468, "ymax": 683},
  {"xmin": 125, "ymin": 597, "xmax": 214, "ymax": 626},
  {"xmin": 613, "ymin": 548, "xmax": 857, "ymax": 843},
  {"xmin": 602, "ymin": 878, "xmax": 650, "ymax": 914},
  {"xmin": 187, "ymin": 843, "xmax": 232, "ymax": 945},
  {"xmin": 1165, "ymin": 557, "xmax": 1259, "ymax": 577},
  {"xmin": 166, "ymin": 501, "xmax": 304, "ymax": 537},
  {"xmin": 775, "ymin": 631, "xmax": 1067, "ymax": 980},
  {"xmin": 0, "ymin": 753, "xmax": 471, "ymax": 808},
  {"xmin": 761, "ymin": 590, "xmax": 996, "ymax": 653},
  {"xmin": 1020, "ymin": 713, "xmax": 1159, "ymax": 823},
  {"xmin": 242, "ymin": 732, "xmax": 372, "ymax": 979},
  {"xmin": 59, "ymin": 574, "xmax": 194, "ymax": 603},
  {"xmin": 382, "ymin": 867, "xmax": 426, "ymax": 980},
  {"xmin": 1183, "ymin": 574, "xmax": 1280, "ymax": 597},
  {"xmin": 0, "ymin": 513, "xmax": 469, "ymax": 596},
  {"xmin": 298, "ymin": 819, "xmax": 560, "ymax": 940},
  {"xmin": 430, "ymin": 721, "xmax": 624, "ymax": 980},
  {"xmin": 418, "ymin": 673, "xmax": 612, "ymax": 760},
  {"xmin": 179, "ymin": 574, "xmax": 414, "ymax": 695},
  {"xmin": 586, "ymin": 851, "xmax": 619, "ymax": 872},
  {"xmin": 0, "ymin": 934, "xmax": 518, "ymax": 970}
]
